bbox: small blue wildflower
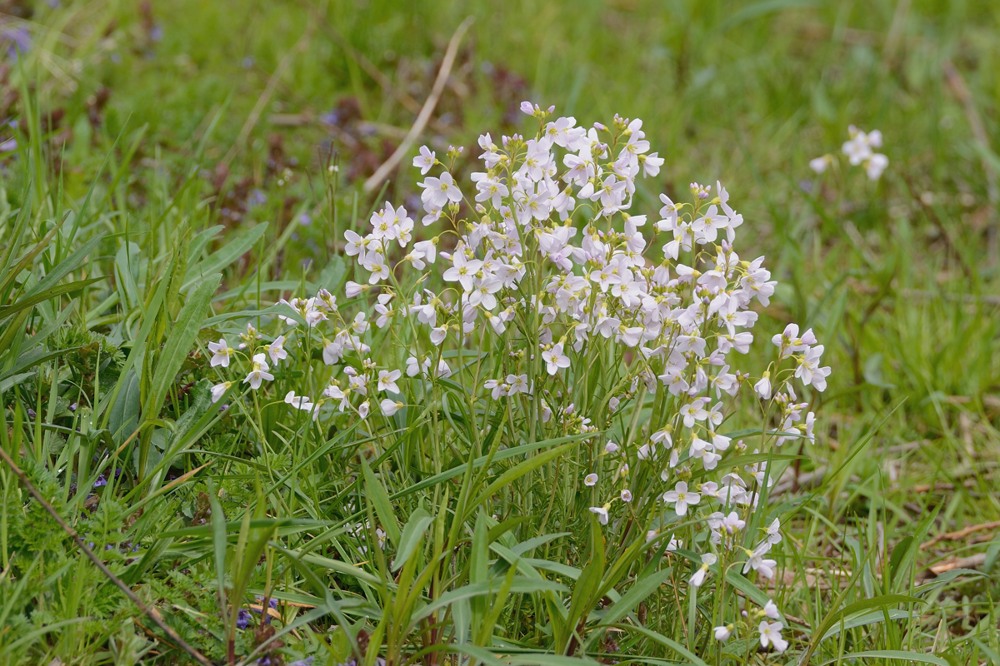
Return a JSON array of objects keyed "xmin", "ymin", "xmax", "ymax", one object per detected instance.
[
  {"xmin": 248, "ymin": 190, "xmax": 267, "ymax": 208},
  {"xmin": 236, "ymin": 608, "xmax": 252, "ymax": 630},
  {"xmin": 254, "ymin": 596, "xmax": 279, "ymax": 624},
  {"xmin": 2, "ymin": 27, "xmax": 31, "ymax": 60},
  {"xmin": 93, "ymin": 474, "xmax": 107, "ymax": 488},
  {"xmin": 254, "ymin": 596, "xmax": 279, "ymax": 611}
]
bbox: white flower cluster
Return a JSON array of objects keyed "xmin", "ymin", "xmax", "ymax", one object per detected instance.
[
  {"xmin": 810, "ymin": 125, "xmax": 888, "ymax": 180},
  {"xmin": 711, "ymin": 598, "xmax": 789, "ymax": 652},
  {"xmin": 205, "ymin": 325, "xmax": 288, "ymax": 403},
  {"xmin": 204, "ymin": 103, "xmax": 832, "ymax": 655}
]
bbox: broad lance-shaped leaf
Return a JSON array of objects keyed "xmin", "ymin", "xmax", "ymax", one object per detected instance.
[
  {"xmin": 142, "ymin": 273, "xmax": 221, "ymax": 421},
  {"xmin": 593, "ymin": 567, "xmax": 673, "ymax": 627},
  {"xmin": 182, "ymin": 222, "xmax": 267, "ymax": 291},
  {"xmin": 108, "ymin": 369, "xmax": 140, "ymax": 445},
  {"xmin": 391, "ymin": 506, "xmax": 433, "ymax": 572},
  {"xmin": 563, "ymin": 515, "xmax": 605, "ymax": 652},
  {"xmin": 361, "ymin": 458, "xmax": 402, "ymax": 546}
]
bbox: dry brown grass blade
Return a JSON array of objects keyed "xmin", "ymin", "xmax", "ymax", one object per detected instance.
[
  {"xmin": 921, "ymin": 520, "xmax": 1000, "ymax": 550},
  {"xmin": 926, "ymin": 553, "xmax": 988, "ymax": 576},
  {"xmin": 362, "ymin": 17, "xmax": 474, "ymax": 195},
  {"xmin": 158, "ymin": 461, "xmax": 214, "ymax": 495}
]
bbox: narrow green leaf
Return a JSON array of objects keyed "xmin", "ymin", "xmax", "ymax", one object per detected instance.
[
  {"xmin": 26, "ymin": 234, "xmax": 104, "ymax": 299},
  {"xmin": 285, "ymin": 551, "xmax": 383, "ymax": 587},
  {"xmin": 723, "ymin": 568, "xmax": 771, "ymax": 608},
  {"xmin": 411, "ymin": 577, "xmax": 568, "ymax": 623},
  {"xmin": 389, "ymin": 435, "xmax": 590, "ymax": 502},
  {"xmin": 818, "ymin": 609, "xmax": 912, "ymax": 642},
  {"xmin": 476, "ymin": 441, "xmax": 578, "ymax": 505},
  {"xmin": 470, "ymin": 511, "xmax": 490, "ymax": 626},
  {"xmin": 506, "ymin": 656, "xmax": 600, "ymax": 665},
  {"xmin": 521, "ymin": 558, "xmax": 581, "ymax": 580},
  {"xmin": 207, "ymin": 485, "xmax": 229, "ymax": 617},
  {"xmin": 0, "ymin": 220, "xmax": 63, "ymax": 297},
  {"xmin": 613, "ymin": 623, "xmax": 710, "ymax": 666},
  {"xmin": 813, "ymin": 594, "xmax": 922, "ymax": 647},
  {"xmin": 511, "ymin": 532, "xmax": 571, "ymax": 556},
  {"xmin": 0, "ymin": 278, "xmax": 101, "ymax": 322},
  {"xmin": 442, "ymin": 644, "xmax": 505, "ymax": 666},
  {"xmin": 815, "ymin": 650, "xmax": 949, "ymax": 666},
  {"xmin": 471, "ymin": 512, "xmax": 490, "ymax": 585}
]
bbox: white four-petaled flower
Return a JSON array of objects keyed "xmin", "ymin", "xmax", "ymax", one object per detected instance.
[
  {"xmin": 208, "ymin": 338, "xmax": 234, "ymax": 367},
  {"xmin": 663, "ymin": 481, "xmax": 701, "ymax": 516},
  {"xmin": 413, "ymin": 145, "xmax": 436, "ymax": 175},
  {"xmin": 758, "ymin": 620, "xmax": 788, "ymax": 653},
  {"xmin": 244, "ymin": 353, "xmax": 274, "ymax": 390},
  {"xmin": 377, "ymin": 369, "xmax": 401, "ymax": 394},
  {"xmin": 542, "ymin": 342, "xmax": 570, "ymax": 375}
]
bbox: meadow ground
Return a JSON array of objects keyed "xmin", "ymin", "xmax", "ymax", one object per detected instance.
[{"xmin": 0, "ymin": 1, "xmax": 998, "ymax": 664}]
